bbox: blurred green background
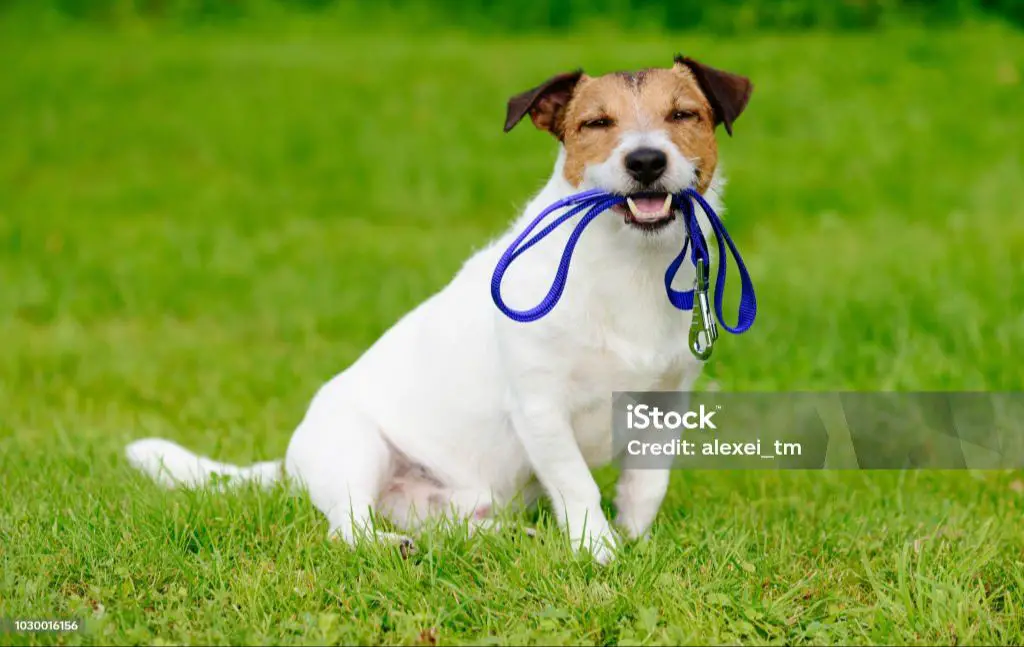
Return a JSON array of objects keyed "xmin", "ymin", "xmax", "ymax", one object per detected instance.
[
  {"xmin": 1, "ymin": 1, "xmax": 1023, "ymax": 645},
  {"xmin": 11, "ymin": 0, "xmax": 1024, "ymax": 30}
]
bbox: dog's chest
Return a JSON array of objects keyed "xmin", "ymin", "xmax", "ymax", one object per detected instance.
[
  {"xmin": 574, "ymin": 321, "xmax": 688, "ymax": 388},
  {"xmin": 566, "ymin": 294, "xmax": 697, "ymax": 465}
]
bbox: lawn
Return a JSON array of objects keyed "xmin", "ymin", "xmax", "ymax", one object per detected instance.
[{"xmin": 1, "ymin": 11, "xmax": 1023, "ymax": 646}]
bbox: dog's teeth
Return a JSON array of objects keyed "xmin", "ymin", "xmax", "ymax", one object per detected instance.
[
  {"xmin": 626, "ymin": 197, "xmax": 639, "ymax": 217},
  {"xmin": 661, "ymin": 194, "xmax": 672, "ymax": 217}
]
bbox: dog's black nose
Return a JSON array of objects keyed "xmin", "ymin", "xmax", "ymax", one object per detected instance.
[{"xmin": 624, "ymin": 148, "xmax": 668, "ymax": 186}]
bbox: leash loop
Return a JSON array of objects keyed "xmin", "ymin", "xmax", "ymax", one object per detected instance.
[{"xmin": 490, "ymin": 190, "xmax": 624, "ymax": 322}]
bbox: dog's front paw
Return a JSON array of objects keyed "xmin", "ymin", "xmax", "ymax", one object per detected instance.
[
  {"xmin": 571, "ymin": 524, "xmax": 620, "ymax": 565},
  {"xmin": 613, "ymin": 469, "xmax": 670, "ymax": 542},
  {"xmin": 615, "ymin": 511, "xmax": 654, "ymax": 542}
]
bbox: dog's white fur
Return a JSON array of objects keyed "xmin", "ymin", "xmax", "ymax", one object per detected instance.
[{"xmin": 126, "ymin": 128, "xmax": 724, "ymax": 564}]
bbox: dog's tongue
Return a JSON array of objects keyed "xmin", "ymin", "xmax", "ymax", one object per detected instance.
[
  {"xmin": 626, "ymin": 193, "xmax": 672, "ymax": 222},
  {"xmin": 632, "ymin": 196, "xmax": 666, "ymax": 212}
]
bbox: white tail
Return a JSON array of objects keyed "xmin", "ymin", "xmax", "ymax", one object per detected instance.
[{"xmin": 125, "ymin": 438, "xmax": 282, "ymax": 490}]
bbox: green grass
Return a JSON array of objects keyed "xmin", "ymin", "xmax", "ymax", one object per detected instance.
[{"xmin": 1, "ymin": 14, "xmax": 1024, "ymax": 646}]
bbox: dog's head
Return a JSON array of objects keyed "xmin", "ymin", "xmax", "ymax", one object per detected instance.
[{"xmin": 504, "ymin": 56, "xmax": 752, "ymax": 234}]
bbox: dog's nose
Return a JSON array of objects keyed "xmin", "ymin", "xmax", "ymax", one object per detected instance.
[{"xmin": 624, "ymin": 148, "xmax": 668, "ymax": 186}]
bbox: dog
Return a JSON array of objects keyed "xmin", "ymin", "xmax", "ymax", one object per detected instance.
[{"xmin": 126, "ymin": 55, "xmax": 752, "ymax": 564}]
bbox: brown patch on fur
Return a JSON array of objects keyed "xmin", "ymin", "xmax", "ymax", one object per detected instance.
[{"xmin": 560, "ymin": 65, "xmax": 720, "ymax": 192}]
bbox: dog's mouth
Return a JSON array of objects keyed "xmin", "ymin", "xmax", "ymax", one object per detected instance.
[{"xmin": 610, "ymin": 192, "xmax": 676, "ymax": 232}]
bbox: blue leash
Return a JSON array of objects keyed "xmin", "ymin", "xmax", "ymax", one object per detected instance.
[{"xmin": 490, "ymin": 188, "xmax": 756, "ymax": 360}]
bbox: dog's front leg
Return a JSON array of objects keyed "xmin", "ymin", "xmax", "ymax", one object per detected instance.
[
  {"xmin": 614, "ymin": 468, "xmax": 670, "ymax": 540},
  {"xmin": 511, "ymin": 400, "xmax": 618, "ymax": 564},
  {"xmin": 615, "ymin": 373, "xmax": 696, "ymax": 539}
]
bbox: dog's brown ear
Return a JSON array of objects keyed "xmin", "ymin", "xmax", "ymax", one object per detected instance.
[
  {"xmin": 674, "ymin": 55, "xmax": 752, "ymax": 136},
  {"xmin": 504, "ymin": 70, "xmax": 584, "ymax": 139}
]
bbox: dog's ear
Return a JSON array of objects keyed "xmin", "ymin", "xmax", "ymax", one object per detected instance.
[
  {"xmin": 674, "ymin": 55, "xmax": 752, "ymax": 136},
  {"xmin": 504, "ymin": 70, "xmax": 584, "ymax": 139}
]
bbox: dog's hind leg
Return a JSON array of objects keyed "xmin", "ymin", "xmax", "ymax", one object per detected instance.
[{"xmin": 284, "ymin": 393, "xmax": 409, "ymax": 548}]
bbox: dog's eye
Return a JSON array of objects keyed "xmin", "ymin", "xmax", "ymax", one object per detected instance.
[
  {"xmin": 669, "ymin": 110, "xmax": 699, "ymax": 122},
  {"xmin": 581, "ymin": 117, "xmax": 615, "ymax": 130}
]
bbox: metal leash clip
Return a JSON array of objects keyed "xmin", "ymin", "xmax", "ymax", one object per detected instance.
[{"xmin": 688, "ymin": 258, "xmax": 719, "ymax": 360}]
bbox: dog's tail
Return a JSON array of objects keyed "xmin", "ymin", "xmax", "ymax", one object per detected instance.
[{"xmin": 125, "ymin": 438, "xmax": 282, "ymax": 490}]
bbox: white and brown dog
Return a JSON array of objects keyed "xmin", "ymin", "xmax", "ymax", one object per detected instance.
[{"xmin": 126, "ymin": 55, "xmax": 752, "ymax": 564}]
